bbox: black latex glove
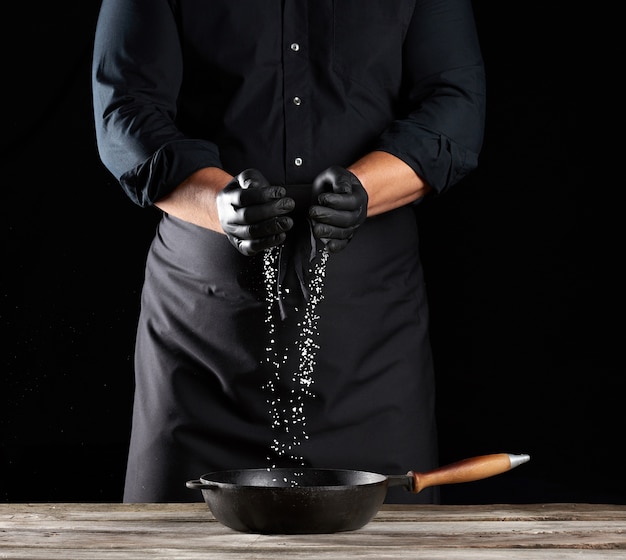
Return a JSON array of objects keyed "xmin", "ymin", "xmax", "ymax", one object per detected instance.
[
  {"xmin": 309, "ymin": 165, "xmax": 368, "ymax": 253},
  {"xmin": 216, "ymin": 169, "xmax": 295, "ymax": 256}
]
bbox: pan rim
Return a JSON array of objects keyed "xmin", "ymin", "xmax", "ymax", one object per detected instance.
[{"xmin": 198, "ymin": 467, "xmax": 389, "ymax": 489}]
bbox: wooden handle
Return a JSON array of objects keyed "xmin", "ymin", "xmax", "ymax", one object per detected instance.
[{"xmin": 409, "ymin": 453, "xmax": 528, "ymax": 494}]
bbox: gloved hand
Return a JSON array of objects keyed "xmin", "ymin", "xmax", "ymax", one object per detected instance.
[
  {"xmin": 309, "ymin": 165, "xmax": 368, "ymax": 253},
  {"xmin": 216, "ymin": 168, "xmax": 295, "ymax": 256}
]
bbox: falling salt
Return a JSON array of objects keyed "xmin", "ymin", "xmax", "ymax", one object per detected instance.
[{"xmin": 262, "ymin": 244, "xmax": 329, "ymax": 482}]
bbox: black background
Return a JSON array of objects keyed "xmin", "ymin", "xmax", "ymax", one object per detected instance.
[{"xmin": 2, "ymin": 3, "xmax": 620, "ymax": 504}]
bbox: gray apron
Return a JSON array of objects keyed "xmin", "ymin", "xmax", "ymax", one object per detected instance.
[{"xmin": 124, "ymin": 199, "xmax": 438, "ymax": 504}]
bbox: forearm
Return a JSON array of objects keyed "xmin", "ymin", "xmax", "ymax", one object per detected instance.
[
  {"xmin": 154, "ymin": 167, "xmax": 233, "ymax": 233},
  {"xmin": 154, "ymin": 154, "xmax": 429, "ymax": 232},
  {"xmin": 348, "ymin": 151, "xmax": 432, "ymax": 217}
]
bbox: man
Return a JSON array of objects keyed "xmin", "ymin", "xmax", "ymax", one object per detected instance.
[{"xmin": 92, "ymin": 0, "xmax": 486, "ymax": 503}]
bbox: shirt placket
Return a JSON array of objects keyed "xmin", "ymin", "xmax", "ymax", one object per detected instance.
[{"xmin": 283, "ymin": 0, "xmax": 311, "ymax": 185}]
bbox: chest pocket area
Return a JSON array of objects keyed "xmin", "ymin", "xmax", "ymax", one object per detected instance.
[{"xmin": 332, "ymin": 0, "xmax": 414, "ymax": 87}]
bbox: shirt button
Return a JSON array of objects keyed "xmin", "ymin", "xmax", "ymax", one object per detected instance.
[
  {"xmin": 290, "ymin": 42, "xmax": 300, "ymax": 52},
  {"xmin": 294, "ymin": 157, "xmax": 303, "ymax": 167},
  {"xmin": 293, "ymin": 96, "xmax": 302, "ymax": 106}
]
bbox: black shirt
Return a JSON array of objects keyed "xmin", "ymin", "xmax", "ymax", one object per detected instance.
[{"xmin": 93, "ymin": 0, "xmax": 485, "ymax": 207}]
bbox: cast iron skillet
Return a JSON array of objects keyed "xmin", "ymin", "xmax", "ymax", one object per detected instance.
[{"xmin": 186, "ymin": 452, "xmax": 530, "ymax": 534}]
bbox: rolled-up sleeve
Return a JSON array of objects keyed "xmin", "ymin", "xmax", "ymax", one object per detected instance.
[
  {"xmin": 92, "ymin": 0, "xmax": 222, "ymax": 206},
  {"xmin": 376, "ymin": 0, "xmax": 486, "ymax": 193}
]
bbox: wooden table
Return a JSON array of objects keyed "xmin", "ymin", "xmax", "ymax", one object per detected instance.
[{"xmin": 1, "ymin": 503, "xmax": 625, "ymax": 559}]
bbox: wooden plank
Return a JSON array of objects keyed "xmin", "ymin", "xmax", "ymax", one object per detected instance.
[
  {"xmin": 1, "ymin": 549, "xmax": 625, "ymax": 559},
  {"xmin": 1, "ymin": 503, "xmax": 625, "ymax": 559},
  {"xmin": 6, "ymin": 519, "xmax": 626, "ymax": 548},
  {"xmin": 377, "ymin": 503, "xmax": 626, "ymax": 522},
  {"xmin": 4, "ymin": 502, "xmax": 626, "ymax": 520}
]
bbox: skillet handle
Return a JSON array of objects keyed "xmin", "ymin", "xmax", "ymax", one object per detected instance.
[
  {"xmin": 186, "ymin": 479, "xmax": 217, "ymax": 490},
  {"xmin": 408, "ymin": 453, "xmax": 530, "ymax": 494}
]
